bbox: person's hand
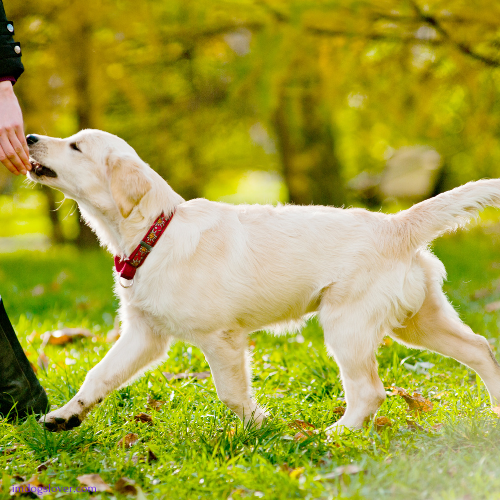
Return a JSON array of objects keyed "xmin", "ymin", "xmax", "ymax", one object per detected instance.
[{"xmin": 0, "ymin": 80, "xmax": 30, "ymax": 175}]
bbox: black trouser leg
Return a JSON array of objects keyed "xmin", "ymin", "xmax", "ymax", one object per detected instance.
[{"xmin": 0, "ymin": 296, "xmax": 49, "ymax": 421}]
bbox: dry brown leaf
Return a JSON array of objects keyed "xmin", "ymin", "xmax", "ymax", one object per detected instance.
[
  {"xmin": 41, "ymin": 328, "xmax": 92, "ymax": 347},
  {"xmin": 390, "ymin": 386, "xmax": 433, "ymax": 413},
  {"xmin": 147, "ymin": 396, "xmax": 166, "ymax": 411},
  {"xmin": 432, "ymin": 423, "xmax": 444, "ymax": 432},
  {"xmin": 332, "ymin": 406, "xmax": 346, "ymax": 416},
  {"xmin": 485, "ymin": 301, "xmax": 500, "ymax": 312},
  {"xmin": 293, "ymin": 431, "xmax": 313, "ymax": 441},
  {"xmin": 134, "ymin": 412, "xmax": 153, "ymax": 424},
  {"xmin": 162, "ymin": 371, "xmax": 211, "ymax": 380},
  {"xmin": 37, "ymin": 352, "xmax": 49, "ymax": 370},
  {"xmin": 374, "ymin": 416, "xmax": 392, "ymax": 430},
  {"xmin": 37, "ymin": 458, "xmax": 56, "ymax": 472},
  {"xmin": 147, "ymin": 448, "xmax": 158, "ymax": 463},
  {"xmin": 10, "ymin": 474, "xmax": 48, "ymax": 498},
  {"xmin": 77, "ymin": 473, "xmax": 112, "ymax": 492},
  {"xmin": 117, "ymin": 433, "xmax": 139, "ymax": 449},
  {"xmin": 1, "ymin": 445, "xmax": 20, "ymax": 456},
  {"xmin": 406, "ymin": 419, "xmax": 424, "ymax": 431},
  {"xmin": 114, "ymin": 477, "xmax": 138, "ymax": 496},
  {"xmin": 492, "ymin": 406, "xmax": 500, "ymax": 417},
  {"xmin": 288, "ymin": 419, "xmax": 315, "ymax": 431}
]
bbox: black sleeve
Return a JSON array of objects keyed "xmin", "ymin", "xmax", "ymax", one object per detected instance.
[{"xmin": 0, "ymin": 1, "xmax": 23, "ymax": 80}]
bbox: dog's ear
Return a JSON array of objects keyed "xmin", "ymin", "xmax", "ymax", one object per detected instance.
[{"xmin": 107, "ymin": 154, "xmax": 152, "ymax": 218}]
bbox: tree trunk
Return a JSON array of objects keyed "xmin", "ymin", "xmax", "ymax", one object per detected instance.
[
  {"xmin": 42, "ymin": 186, "xmax": 65, "ymax": 244},
  {"xmin": 73, "ymin": 20, "xmax": 99, "ymax": 248},
  {"xmin": 272, "ymin": 84, "xmax": 345, "ymax": 207}
]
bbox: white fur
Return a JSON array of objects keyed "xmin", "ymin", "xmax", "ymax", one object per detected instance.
[{"xmin": 27, "ymin": 129, "xmax": 500, "ymax": 433}]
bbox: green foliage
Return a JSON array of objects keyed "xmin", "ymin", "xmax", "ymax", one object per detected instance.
[{"xmin": 7, "ymin": 0, "xmax": 500, "ymax": 211}]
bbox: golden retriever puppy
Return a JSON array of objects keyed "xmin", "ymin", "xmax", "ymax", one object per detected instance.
[{"xmin": 26, "ymin": 129, "xmax": 500, "ymax": 433}]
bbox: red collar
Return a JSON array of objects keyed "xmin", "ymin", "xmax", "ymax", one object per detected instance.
[{"xmin": 114, "ymin": 210, "xmax": 175, "ymax": 287}]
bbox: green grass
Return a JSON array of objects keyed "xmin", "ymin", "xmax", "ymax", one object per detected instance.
[{"xmin": 1, "ymin": 221, "xmax": 500, "ymax": 499}]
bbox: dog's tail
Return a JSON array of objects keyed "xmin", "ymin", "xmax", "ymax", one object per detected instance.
[{"xmin": 390, "ymin": 179, "xmax": 500, "ymax": 250}]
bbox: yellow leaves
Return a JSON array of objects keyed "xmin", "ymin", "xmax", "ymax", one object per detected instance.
[
  {"xmin": 133, "ymin": 412, "xmax": 153, "ymax": 424},
  {"xmin": 374, "ymin": 416, "xmax": 392, "ymax": 431},
  {"xmin": 114, "ymin": 477, "xmax": 139, "ymax": 496},
  {"xmin": 147, "ymin": 395, "xmax": 166, "ymax": 411},
  {"xmin": 388, "ymin": 386, "xmax": 433, "ymax": 413},
  {"xmin": 289, "ymin": 467, "xmax": 305, "ymax": 480},
  {"xmin": 288, "ymin": 419, "xmax": 316, "ymax": 441},
  {"xmin": 9, "ymin": 475, "xmax": 48, "ymax": 498},
  {"xmin": 77, "ymin": 474, "xmax": 112, "ymax": 493},
  {"xmin": 117, "ymin": 433, "xmax": 139, "ymax": 449},
  {"xmin": 41, "ymin": 328, "xmax": 92, "ymax": 347}
]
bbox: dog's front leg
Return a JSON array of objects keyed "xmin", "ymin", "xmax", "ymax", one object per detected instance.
[
  {"xmin": 40, "ymin": 311, "xmax": 170, "ymax": 431},
  {"xmin": 198, "ymin": 331, "xmax": 268, "ymax": 427}
]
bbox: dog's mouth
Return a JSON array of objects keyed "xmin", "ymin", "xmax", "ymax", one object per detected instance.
[{"xmin": 29, "ymin": 159, "xmax": 57, "ymax": 178}]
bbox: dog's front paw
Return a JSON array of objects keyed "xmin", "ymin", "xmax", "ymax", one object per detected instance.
[{"xmin": 39, "ymin": 410, "xmax": 82, "ymax": 432}]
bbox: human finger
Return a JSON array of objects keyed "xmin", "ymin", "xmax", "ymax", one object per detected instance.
[
  {"xmin": 15, "ymin": 127, "xmax": 31, "ymax": 169},
  {"xmin": 0, "ymin": 132, "xmax": 26, "ymax": 174},
  {"xmin": 0, "ymin": 143, "xmax": 19, "ymax": 175},
  {"xmin": 9, "ymin": 128, "xmax": 30, "ymax": 170}
]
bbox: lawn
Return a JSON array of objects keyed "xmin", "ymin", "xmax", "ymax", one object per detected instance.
[{"xmin": 1, "ymin": 218, "xmax": 500, "ymax": 499}]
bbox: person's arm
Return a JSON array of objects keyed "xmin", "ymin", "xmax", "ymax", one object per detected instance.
[{"xmin": 0, "ymin": 1, "xmax": 29, "ymax": 175}]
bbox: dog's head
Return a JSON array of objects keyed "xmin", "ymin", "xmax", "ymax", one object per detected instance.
[{"xmin": 27, "ymin": 129, "xmax": 153, "ymax": 219}]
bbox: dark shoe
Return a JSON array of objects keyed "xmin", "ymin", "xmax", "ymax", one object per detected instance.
[{"xmin": 0, "ymin": 296, "xmax": 49, "ymax": 421}]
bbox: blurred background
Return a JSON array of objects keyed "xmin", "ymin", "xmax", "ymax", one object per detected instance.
[{"xmin": 2, "ymin": 0, "xmax": 500, "ymax": 249}]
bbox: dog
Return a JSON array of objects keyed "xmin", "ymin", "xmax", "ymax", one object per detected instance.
[{"xmin": 26, "ymin": 129, "xmax": 500, "ymax": 433}]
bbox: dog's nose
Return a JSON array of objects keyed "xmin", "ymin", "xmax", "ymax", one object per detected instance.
[{"xmin": 26, "ymin": 134, "xmax": 39, "ymax": 145}]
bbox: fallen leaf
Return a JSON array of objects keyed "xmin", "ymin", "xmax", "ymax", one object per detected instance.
[
  {"xmin": 374, "ymin": 416, "xmax": 392, "ymax": 430},
  {"xmin": 288, "ymin": 419, "xmax": 315, "ymax": 431},
  {"xmin": 147, "ymin": 395, "xmax": 166, "ymax": 411},
  {"xmin": 134, "ymin": 413, "xmax": 153, "ymax": 424},
  {"xmin": 492, "ymin": 406, "xmax": 500, "ymax": 417},
  {"xmin": 37, "ymin": 458, "xmax": 56, "ymax": 472},
  {"xmin": 1, "ymin": 445, "xmax": 20, "ymax": 455},
  {"xmin": 10, "ymin": 474, "xmax": 48, "ymax": 498},
  {"xmin": 485, "ymin": 301, "xmax": 500, "ymax": 312},
  {"xmin": 114, "ymin": 477, "xmax": 138, "ymax": 496},
  {"xmin": 289, "ymin": 467, "xmax": 305, "ymax": 479},
  {"xmin": 41, "ymin": 328, "xmax": 92, "ymax": 347},
  {"xmin": 293, "ymin": 431, "xmax": 312, "ymax": 441},
  {"xmin": 332, "ymin": 407, "xmax": 345, "ymax": 416},
  {"xmin": 432, "ymin": 423, "xmax": 444, "ymax": 432},
  {"xmin": 147, "ymin": 448, "xmax": 158, "ymax": 463},
  {"xmin": 37, "ymin": 352, "xmax": 49, "ymax": 370},
  {"xmin": 162, "ymin": 371, "xmax": 211, "ymax": 380},
  {"xmin": 117, "ymin": 433, "xmax": 139, "ymax": 449},
  {"xmin": 406, "ymin": 419, "xmax": 424, "ymax": 431},
  {"xmin": 77, "ymin": 474, "xmax": 112, "ymax": 493},
  {"xmin": 390, "ymin": 386, "xmax": 433, "ymax": 413}
]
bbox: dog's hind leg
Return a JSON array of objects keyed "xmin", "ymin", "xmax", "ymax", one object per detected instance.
[
  {"xmin": 320, "ymin": 303, "xmax": 386, "ymax": 432},
  {"xmin": 391, "ymin": 283, "xmax": 500, "ymax": 407},
  {"xmin": 197, "ymin": 330, "xmax": 268, "ymax": 427},
  {"xmin": 40, "ymin": 308, "xmax": 171, "ymax": 431}
]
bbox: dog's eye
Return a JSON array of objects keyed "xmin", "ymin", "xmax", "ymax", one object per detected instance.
[{"xmin": 70, "ymin": 142, "xmax": 81, "ymax": 152}]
